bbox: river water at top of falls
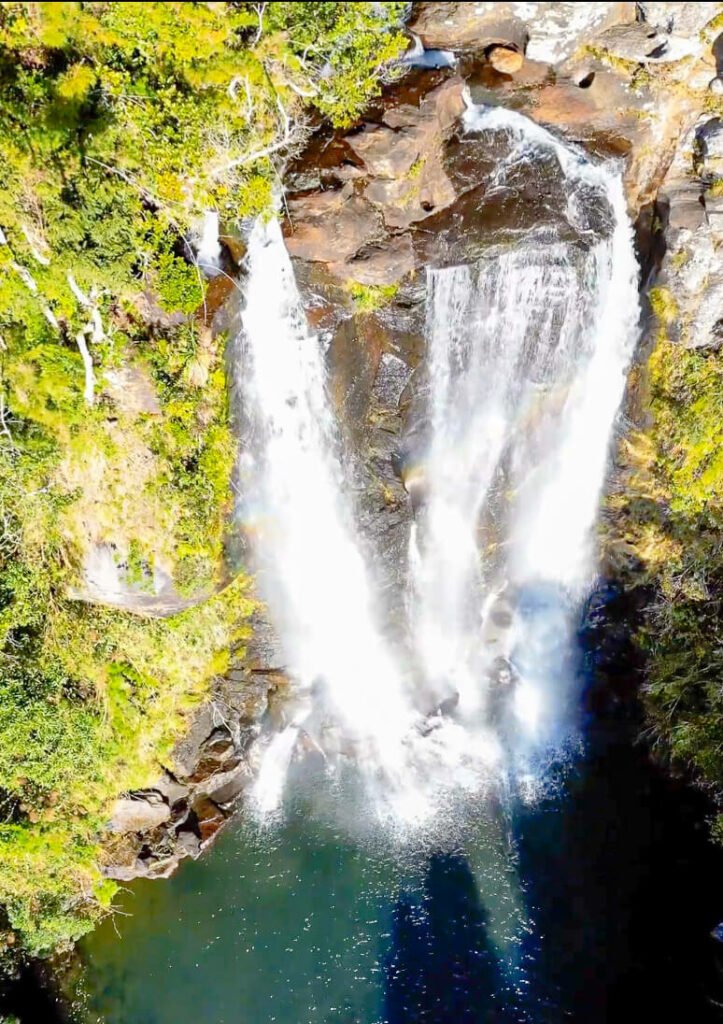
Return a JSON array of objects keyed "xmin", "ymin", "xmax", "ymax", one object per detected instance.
[{"xmin": 236, "ymin": 105, "xmax": 640, "ymax": 832}]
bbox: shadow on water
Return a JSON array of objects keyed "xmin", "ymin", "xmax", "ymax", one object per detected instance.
[{"xmin": 384, "ymin": 852, "xmax": 505, "ymax": 1024}]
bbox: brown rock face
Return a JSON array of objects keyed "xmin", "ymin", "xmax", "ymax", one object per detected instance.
[
  {"xmin": 487, "ymin": 45, "xmax": 524, "ymax": 74},
  {"xmin": 285, "ymin": 192, "xmax": 383, "ymax": 263},
  {"xmin": 347, "ymin": 124, "xmax": 424, "ymax": 178},
  {"xmin": 284, "ymin": 77, "xmax": 466, "ymax": 286},
  {"xmin": 328, "ymin": 234, "xmax": 415, "ymax": 286},
  {"xmin": 409, "ymin": 4, "xmax": 528, "ymax": 54},
  {"xmin": 409, "ymin": 2, "xmax": 636, "ymax": 62}
]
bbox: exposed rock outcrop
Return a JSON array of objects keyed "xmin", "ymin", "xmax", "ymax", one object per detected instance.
[
  {"xmin": 103, "ymin": 618, "xmax": 284, "ymax": 881},
  {"xmin": 408, "ymin": 2, "xmax": 636, "ymax": 62}
]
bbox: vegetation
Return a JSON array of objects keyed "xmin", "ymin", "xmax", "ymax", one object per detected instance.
[
  {"xmin": 607, "ymin": 293, "xmax": 723, "ymax": 836},
  {"xmin": 346, "ymin": 281, "xmax": 400, "ymax": 313},
  {"xmin": 0, "ymin": 2, "xmax": 407, "ymax": 957}
]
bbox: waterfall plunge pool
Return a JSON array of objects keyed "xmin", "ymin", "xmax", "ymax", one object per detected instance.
[
  {"xmin": 77, "ymin": 691, "xmax": 723, "ymax": 1023},
  {"xmin": 73, "ymin": 108, "xmax": 723, "ymax": 1023}
]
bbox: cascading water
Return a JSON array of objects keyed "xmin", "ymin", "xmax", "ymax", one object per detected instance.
[
  {"xmin": 238, "ymin": 106, "xmax": 639, "ymax": 828},
  {"xmin": 238, "ymin": 218, "xmax": 418, "ymax": 819}
]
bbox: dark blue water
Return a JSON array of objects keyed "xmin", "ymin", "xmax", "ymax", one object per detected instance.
[{"xmin": 73, "ymin": 689, "xmax": 723, "ymax": 1024}]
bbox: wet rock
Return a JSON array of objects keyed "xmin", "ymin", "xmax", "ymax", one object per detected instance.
[
  {"xmin": 192, "ymin": 796, "xmax": 227, "ymax": 848},
  {"xmin": 108, "ymin": 794, "xmax": 170, "ymax": 834}
]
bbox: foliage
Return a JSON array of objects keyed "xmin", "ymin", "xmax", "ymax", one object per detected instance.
[
  {"xmin": 608, "ymin": 300, "xmax": 723, "ymax": 838},
  {"xmin": 0, "ymin": 2, "xmax": 406, "ymax": 957},
  {"xmin": 346, "ymin": 281, "xmax": 400, "ymax": 313}
]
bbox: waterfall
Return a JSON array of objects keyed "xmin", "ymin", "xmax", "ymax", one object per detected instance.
[
  {"xmin": 239, "ymin": 219, "xmax": 418, "ymax": 820},
  {"xmin": 408, "ymin": 105, "xmax": 639, "ymax": 751},
  {"xmin": 238, "ymin": 107, "xmax": 639, "ymax": 828}
]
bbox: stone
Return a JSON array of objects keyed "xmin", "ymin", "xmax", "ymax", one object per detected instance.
[
  {"xmin": 665, "ymin": 187, "xmax": 706, "ymax": 232},
  {"xmin": 710, "ymin": 77, "xmax": 723, "ymax": 95},
  {"xmin": 532, "ymin": 83, "xmax": 600, "ymax": 128},
  {"xmin": 408, "ymin": 4, "xmax": 527, "ymax": 54},
  {"xmin": 347, "ymin": 124, "xmax": 425, "ymax": 178},
  {"xmin": 198, "ymin": 762, "xmax": 249, "ymax": 807},
  {"xmin": 104, "ymin": 858, "xmax": 151, "ymax": 882},
  {"xmin": 596, "ymin": 22, "xmax": 672, "ymax": 62},
  {"xmin": 639, "ymin": 2, "xmax": 722, "ymax": 41},
  {"xmin": 176, "ymin": 828, "xmax": 202, "ymax": 859},
  {"xmin": 409, "ymin": 3, "xmax": 635, "ymax": 63},
  {"xmin": 108, "ymin": 795, "xmax": 170, "ymax": 833},
  {"xmin": 328, "ymin": 234, "xmax": 416, "ymax": 286},
  {"xmin": 698, "ymin": 118, "xmax": 723, "ymax": 163},
  {"xmin": 705, "ymin": 191, "xmax": 723, "ymax": 241},
  {"xmin": 284, "ymin": 193, "xmax": 383, "ymax": 263},
  {"xmin": 103, "ymin": 365, "xmax": 161, "ymax": 416},
  {"xmin": 192, "ymin": 796, "xmax": 227, "ymax": 848},
  {"xmin": 152, "ymin": 771, "xmax": 190, "ymax": 808},
  {"xmin": 487, "ymin": 45, "xmax": 524, "ymax": 74}
]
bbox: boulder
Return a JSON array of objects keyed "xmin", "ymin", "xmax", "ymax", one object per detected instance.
[
  {"xmin": 347, "ymin": 124, "xmax": 426, "ymax": 178},
  {"xmin": 408, "ymin": 4, "xmax": 528, "ymax": 54},
  {"xmin": 638, "ymin": 2, "xmax": 722, "ymax": 47},
  {"xmin": 328, "ymin": 234, "xmax": 416, "ymax": 286},
  {"xmin": 192, "ymin": 796, "xmax": 227, "ymax": 848},
  {"xmin": 664, "ymin": 184, "xmax": 706, "ymax": 232},
  {"xmin": 197, "ymin": 761, "xmax": 249, "ymax": 807},
  {"xmin": 705, "ymin": 190, "xmax": 723, "ymax": 241},
  {"xmin": 108, "ymin": 794, "xmax": 170, "ymax": 834},
  {"xmin": 698, "ymin": 118, "xmax": 723, "ymax": 167},
  {"xmin": 408, "ymin": 2, "xmax": 635, "ymax": 63},
  {"xmin": 598, "ymin": 2, "xmax": 720, "ymax": 63},
  {"xmin": 152, "ymin": 771, "xmax": 190, "ymax": 808},
  {"xmin": 104, "ymin": 858, "xmax": 152, "ymax": 882},
  {"xmin": 284, "ymin": 192, "xmax": 383, "ymax": 263},
  {"xmin": 176, "ymin": 828, "xmax": 202, "ymax": 860},
  {"xmin": 487, "ymin": 45, "xmax": 524, "ymax": 74},
  {"xmin": 596, "ymin": 21, "xmax": 672, "ymax": 62}
]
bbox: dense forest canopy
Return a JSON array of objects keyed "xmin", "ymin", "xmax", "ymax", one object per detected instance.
[{"xmin": 0, "ymin": 0, "xmax": 407, "ymax": 957}]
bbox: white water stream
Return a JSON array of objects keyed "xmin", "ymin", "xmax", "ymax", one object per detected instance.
[{"xmin": 238, "ymin": 106, "xmax": 639, "ymax": 828}]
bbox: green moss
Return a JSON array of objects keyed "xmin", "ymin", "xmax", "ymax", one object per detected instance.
[
  {"xmin": 610, "ymin": 330, "xmax": 723, "ymax": 838},
  {"xmin": 583, "ymin": 45, "xmax": 639, "ymax": 77},
  {"xmin": 648, "ymin": 286, "xmax": 678, "ymax": 329},
  {"xmin": 669, "ymin": 248, "xmax": 691, "ymax": 270},
  {"xmin": 346, "ymin": 281, "xmax": 400, "ymax": 313}
]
